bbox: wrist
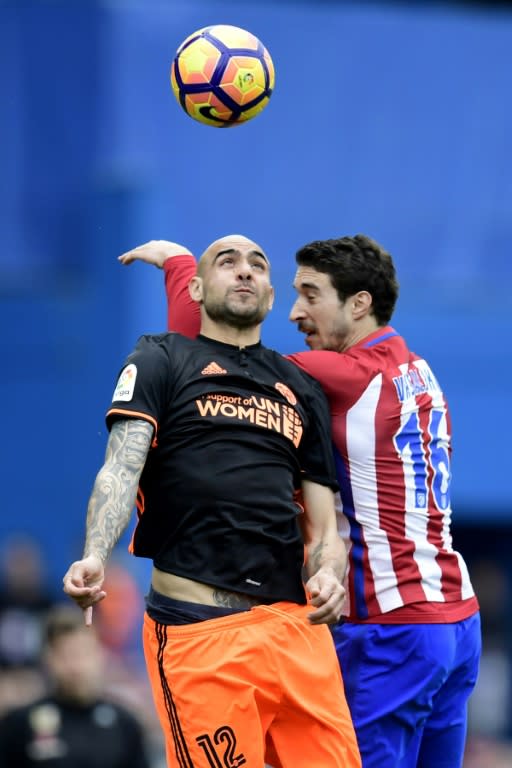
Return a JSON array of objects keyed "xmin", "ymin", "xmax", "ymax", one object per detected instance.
[
  {"xmin": 83, "ymin": 549, "xmax": 107, "ymax": 566},
  {"xmin": 310, "ymin": 562, "xmax": 343, "ymax": 581}
]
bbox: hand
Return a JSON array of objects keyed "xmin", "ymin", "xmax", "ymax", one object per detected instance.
[
  {"xmin": 305, "ymin": 566, "xmax": 346, "ymax": 625},
  {"xmin": 62, "ymin": 554, "xmax": 107, "ymax": 626},
  {"xmin": 118, "ymin": 240, "xmax": 193, "ymax": 268}
]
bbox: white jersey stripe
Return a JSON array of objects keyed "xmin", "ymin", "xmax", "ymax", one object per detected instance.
[
  {"xmin": 398, "ymin": 361, "xmax": 444, "ymax": 602},
  {"xmin": 347, "ymin": 374, "xmax": 402, "ymax": 613},
  {"xmin": 287, "ymin": 329, "xmax": 476, "ymax": 621},
  {"xmin": 456, "ymin": 552, "xmax": 475, "ymax": 600}
]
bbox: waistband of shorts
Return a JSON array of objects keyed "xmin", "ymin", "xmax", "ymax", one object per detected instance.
[
  {"xmin": 146, "ymin": 586, "xmax": 249, "ymax": 624},
  {"xmin": 144, "ymin": 598, "xmax": 313, "ymax": 636}
]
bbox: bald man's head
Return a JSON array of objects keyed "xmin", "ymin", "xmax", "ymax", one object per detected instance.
[
  {"xmin": 189, "ymin": 234, "xmax": 274, "ymax": 330},
  {"xmin": 197, "ymin": 234, "xmax": 269, "ymax": 277}
]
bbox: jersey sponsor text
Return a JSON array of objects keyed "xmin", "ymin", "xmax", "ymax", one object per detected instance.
[{"xmin": 196, "ymin": 394, "xmax": 303, "ymax": 447}]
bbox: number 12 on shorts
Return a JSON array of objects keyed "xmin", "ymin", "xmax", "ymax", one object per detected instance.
[{"xmin": 196, "ymin": 725, "xmax": 246, "ymax": 767}]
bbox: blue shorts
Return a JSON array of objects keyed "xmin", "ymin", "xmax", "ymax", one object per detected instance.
[{"xmin": 331, "ymin": 613, "xmax": 481, "ymax": 768}]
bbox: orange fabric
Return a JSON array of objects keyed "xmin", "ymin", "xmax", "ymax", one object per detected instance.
[
  {"xmin": 143, "ymin": 602, "xmax": 361, "ymax": 767},
  {"xmin": 129, "ymin": 488, "xmax": 146, "ymax": 554}
]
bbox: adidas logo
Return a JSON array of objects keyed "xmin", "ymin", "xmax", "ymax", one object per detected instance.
[{"xmin": 201, "ymin": 361, "xmax": 227, "ymax": 375}]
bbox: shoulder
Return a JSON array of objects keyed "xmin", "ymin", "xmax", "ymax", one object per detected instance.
[
  {"xmin": 125, "ymin": 332, "xmax": 200, "ymax": 369},
  {"xmin": 260, "ymin": 347, "xmax": 328, "ymax": 405},
  {"xmin": 133, "ymin": 331, "xmax": 196, "ymax": 354},
  {"xmin": 0, "ymin": 697, "xmax": 50, "ymax": 726},
  {"xmin": 261, "ymin": 346, "xmax": 319, "ymax": 385}
]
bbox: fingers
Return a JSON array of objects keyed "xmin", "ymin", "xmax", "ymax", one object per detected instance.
[
  {"xmin": 307, "ymin": 597, "xmax": 343, "ymax": 625},
  {"xmin": 118, "ymin": 245, "xmax": 157, "ymax": 266},
  {"xmin": 62, "ymin": 557, "xmax": 106, "ymax": 619},
  {"xmin": 62, "ymin": 582, "xmax": 107, "ymax": 609},
  {"xmin": 118, "ymin": 252, "xmax": 136, "ymax": 265},
  {"xmin": 118, "ymin": 240, "xmax": 193, "ymax": 268},
  {"xmin": 306, "ymin": 577, "xmax": 346, "ymax": 625}
]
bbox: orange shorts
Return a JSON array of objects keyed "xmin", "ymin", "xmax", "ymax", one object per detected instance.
[{"xmin": 143, "ymin": 601, "xmax": 361, "ymax": 767}]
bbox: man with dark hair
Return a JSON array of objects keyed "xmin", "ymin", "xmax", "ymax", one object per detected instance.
[
  {"xmin": 122, "ymin": 234, "xmax": 481, "ymax": 768},
  {"xmin": 0, "ymin": 605, "xmax": 150, "ymax": 768},
  {"xmin": 63, "ymin": 235, "xmax": 361, "ymax": 768}
]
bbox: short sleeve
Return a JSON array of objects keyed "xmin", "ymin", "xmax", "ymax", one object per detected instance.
[
  {"xmin": 297, "ymin": 374, "xmax": 338, "ymax": 490},
  {"xmin": 286, "ymin": 349, "xmax": 374, "ymax": 413},
  {"xmin": 106, "ymin": 334, "xmax": 172, "ymax": 442}
]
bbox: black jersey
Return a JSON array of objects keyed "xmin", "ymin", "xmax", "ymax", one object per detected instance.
[
  {"xmin": 0, "ymin": 696, "xmax": 149, "ymax": 768},
  {"xmin": 106, "ymin": 333, "xmax": 338, "ymax": 604}
]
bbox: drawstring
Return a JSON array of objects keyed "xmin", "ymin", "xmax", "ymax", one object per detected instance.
[{"xmin": 258, "ymin": 604, "xmax": 315, "ymax": 653}]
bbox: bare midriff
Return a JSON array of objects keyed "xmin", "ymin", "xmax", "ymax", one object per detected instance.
[{"xmin": 151, "ymin": 566, "xmax": 266, "ymax": 609}]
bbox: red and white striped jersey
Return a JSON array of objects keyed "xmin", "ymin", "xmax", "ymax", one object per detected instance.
[
  {"xmin": 288, "ymin": 330, "xmax": 478, "ymax": 623},
  {"xmin": 164, "ymin": 257, "xmax": 478, "ymax": 624}
]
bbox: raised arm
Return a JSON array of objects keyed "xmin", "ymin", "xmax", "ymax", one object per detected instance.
[
  {"xmin": 299, "ymin": 479, "xmax": 347, "ymax": 625},
  {"xmin": 118, "ymin": 239, "xmax": 200, "ymax": 337},
  {"xmin": 63, "ymin": 419, "xmax": 153, "ymax": 624}
]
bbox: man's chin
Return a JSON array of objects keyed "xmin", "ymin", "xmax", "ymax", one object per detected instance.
[{"xmin": 305, "ymin": 337, "xmax": 321, "ymax": 350}]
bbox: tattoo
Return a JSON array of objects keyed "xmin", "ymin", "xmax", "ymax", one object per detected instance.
[
  {"xmin": 212, "ymin": 589, "xmax": 262, "ymax": 610},
  {"xmin": 308, "ymin": 541, "xmax": 343, "ymax": 581},
  {"xmin": 84, "ymin": 419, "xmax": 153, "ymax": 563}
]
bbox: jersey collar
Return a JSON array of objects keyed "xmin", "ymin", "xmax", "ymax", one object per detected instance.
[
  {"xmin": 360, "ymin": 326, "xmax": 399, "ymax": 349},
  {"xmin": 197, "ymin": 334, "xmax": 262, "ymax": 352}
]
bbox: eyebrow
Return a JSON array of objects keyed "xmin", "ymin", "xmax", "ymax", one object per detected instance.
[
  {"xmin": 294, "ymin": 279, "xmax": 321, "ymax": 291},
  {"xmin": 214, "ymin": 248, "xmax": 269, "ymax": 263}
]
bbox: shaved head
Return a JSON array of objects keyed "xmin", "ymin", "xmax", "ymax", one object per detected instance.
[
  {"xmin": 198, "ymin": 234, "xmax": 269, "ymax": 276},
  {"xmin": 189, "ymin": 233, "xmax": 274, "ymax": 334}
]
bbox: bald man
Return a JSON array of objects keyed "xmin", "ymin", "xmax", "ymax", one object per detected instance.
[{"xmin": 63, "ymin": 236, "xmax": 361, "ymax": 768}]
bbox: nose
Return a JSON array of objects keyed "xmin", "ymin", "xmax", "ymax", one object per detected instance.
[
  {"xmin": 236, "ymin": 259, "xmax": 253, "ymax": 280},
  {"xmin": 289, "ymin": 298, "xmax": 304, "ymax": 322}
]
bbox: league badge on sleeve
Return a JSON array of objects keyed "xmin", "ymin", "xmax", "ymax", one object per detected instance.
[{"xmin": 112, "ymin": 364, "xmax": 137, "ymax": 402}]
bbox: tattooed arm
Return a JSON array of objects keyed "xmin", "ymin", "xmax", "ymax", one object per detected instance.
[
  {"xmin": 63, "ymin": 419, "xmax": 153, "ymax": 624},
  {"xmin": 298, "ymin": 479, "xmax": 347, "ymax": 625}
]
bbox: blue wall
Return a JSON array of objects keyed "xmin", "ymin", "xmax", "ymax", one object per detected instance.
[{"xmin": 1, "ymin": 0, "xmax": 511, "ymax": 581}]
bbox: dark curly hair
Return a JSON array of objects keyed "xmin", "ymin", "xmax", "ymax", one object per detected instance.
[{"xmin": 295, "ymin": 235, "xmax": 399, "ymax": 325}]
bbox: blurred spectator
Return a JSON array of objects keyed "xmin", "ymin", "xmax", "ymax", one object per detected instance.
[
  {"xmin": 0, "ymin": 535, "xmax": 55, "ymax": 715},
  {"xmin": 94, "ymin": 557, "xmax": 145, "ymax": 665},
  {"xmin": 466, "ymin": 557, "xmax": 512, "ymax": 743},
  {"xmin": 0, "ymin": 535, "xmax": 53, "ymax": 669},
  {"xmin": 89, "ymin": 556, "xmax": 166, "ymax": 763},
  {"xmin": 464, "ymin": 735, "xmax": 512, "ymax": 768},
  {"xmin": 0, "ymin": 604, "xmax": 151, "ymax": 767}
]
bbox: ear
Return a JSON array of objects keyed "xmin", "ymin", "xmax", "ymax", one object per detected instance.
[
  {"xmin": 268, "ymin": 285, "xmax": 275, "ymax": 311},
  {"xmin": 352, "ymin": 291, "xmax": 372, "ymax": 319},
  {"xmin": 188, "ymin": 275, "xmax": 203, "ymax": 303}
]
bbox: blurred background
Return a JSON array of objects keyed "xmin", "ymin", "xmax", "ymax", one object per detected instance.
[{"xmin": 1, "ymin": 0, "xmax": 511, "ymax": 765}]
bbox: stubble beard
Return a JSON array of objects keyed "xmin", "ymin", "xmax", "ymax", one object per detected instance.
[{"xmin": 204, "ymin": 293, "xmax": 269, "ymax": 329}]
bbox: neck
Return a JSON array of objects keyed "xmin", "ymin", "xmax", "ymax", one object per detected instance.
[
  {"xmin": 199, "ymin": 317, "xmax": 261, "ymax": 347},
  {"xmin": 338, "ymin": 319, "xmax": 383, "ymax": 352}
]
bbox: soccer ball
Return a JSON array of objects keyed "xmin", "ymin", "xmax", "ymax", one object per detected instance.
[{"xmin": 170, "ymin": 25, "xmax": 275, "ymax": 127}]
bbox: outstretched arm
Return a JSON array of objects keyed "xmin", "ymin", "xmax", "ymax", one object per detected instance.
[
  {"xmin": 298, "ymin": 479, "xmax": 347, "ymax": 625},
  {"xmin": 118, "ymin": 240, "xmax": 200, "ymax": 338},
  {"xmin": 63, "ymin": 419, "xmax": 153, "ymax": 624},
  {"xmin": 118, "ymin": 239, "xmax": 193, "ymax": 267}
]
